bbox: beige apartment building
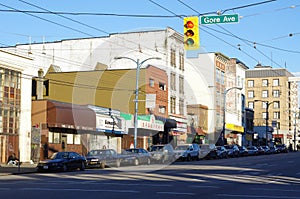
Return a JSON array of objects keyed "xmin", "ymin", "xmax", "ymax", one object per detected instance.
[{"xmin": 245, "ymin": 64, "xmax": 298, "ymax": 147}]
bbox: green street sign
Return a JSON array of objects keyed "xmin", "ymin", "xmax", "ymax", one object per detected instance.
[{"xmin": 200, "ymin": 14, "xmax": 239, "ymax": 25}]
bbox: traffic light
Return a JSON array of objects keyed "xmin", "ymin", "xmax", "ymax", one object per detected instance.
[{"xmin": 184, "ymin": 16, "xmax": 199, "ymax": 50}]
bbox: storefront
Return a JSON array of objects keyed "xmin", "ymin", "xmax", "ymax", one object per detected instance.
[
  {"xmin": 121, "ymin": 114, "xmax": 164, "ymax": 149},
  {"xmin": 88, "ymin": 105, "xmax": 126, "ymax": 153},
  {"xmin": 224, "ymin": 123, "xmax": 244, "ymax": 146}
]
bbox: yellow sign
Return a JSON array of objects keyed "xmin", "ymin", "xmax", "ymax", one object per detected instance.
[{"xmin": 225, "ymin": 123, "xmax": 244, "ymax": 133}]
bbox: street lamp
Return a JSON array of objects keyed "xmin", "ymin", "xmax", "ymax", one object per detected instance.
[
  {"xmin": 114, "ymin": 56, "xmax": 161, "ymax": 148},
  {"xmin": 254, "ymin": 100, "xmax": 274, "ymax": 146},
  {"xmin": 222, "ymin": 86, "xmax": 243, "ymax": 145}
]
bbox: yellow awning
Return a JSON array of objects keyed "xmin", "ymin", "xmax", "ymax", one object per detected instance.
[{"xmin": 225, "ymin": 123, "xmax": 244, "ymax": 133}]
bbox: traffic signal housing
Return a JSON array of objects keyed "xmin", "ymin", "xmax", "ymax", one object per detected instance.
[{"xmin": 184, "ymin": 16, "xmax": 199, "ymax": 50}]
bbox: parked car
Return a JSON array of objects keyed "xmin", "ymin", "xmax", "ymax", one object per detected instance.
[
  {"xmin": 257, "ymin": 146, "xmax": 265, "ymax": 155},
  {"xmin": 37, "ymin": 151, "xmax": 86, "ymax": 172},
  {"xmin": 216, "ymin": 146, "xmax": 228, "ymax": 159},
  {"xmin": 86, "ymin": 149, "xmax": 122, "ymax": 168},
  {"xmin": 224, "ymin": 145, "xmax": 240, "ymax": 158},
  {"xmin": 238, "ymin": 146, "xmax": 249, "ymax": 157},
  {"xmin": 174, "ymin": 143, "xmax": 200, "ymax": 161},
  {"xmin": 261, "ymin": 146, "xmax": 271, "ymax": 154},
  {"xmin": 276, "ymin": 144, "xmax": 288, "ymax": 153},
  {"xmin": 199, "ymin": 144, "xmax": 218, "ymax": 159},
  {"xmin": 269, "ymin": 145, "xmax": 280, "ymax": 154},
  {"xmin": 149, "ymin": 144, "xmax": 175, "ymax": 164},
  {"xmin": 247, "ymin": 146, "xmax": 259, "ymax": 156},
  {"xmin": 124, "ymin": 148, "xmax": 152, "ymax": 165}
]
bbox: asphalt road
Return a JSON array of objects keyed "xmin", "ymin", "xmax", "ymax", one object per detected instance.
[{"xmin": 0, "ymin": 152, "xmax": 300, "ymax": 199}]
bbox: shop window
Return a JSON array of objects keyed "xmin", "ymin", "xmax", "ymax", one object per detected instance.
[
  {"xmin": 53, "ymin": 133, "xmax": 60, "ymax": 143},
  {"xmin": 74, "ymin": 135, "xmax": 81, "ymax": 144},
  {"xmin": 67, "ymin": 134, "xmax": 74, "ymax": 144}
]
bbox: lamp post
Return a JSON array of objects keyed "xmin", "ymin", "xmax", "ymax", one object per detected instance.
[
  {"xmin": 114, "ymin": 56, "xmax": 161, "ymax": 148},
  {"xmin": 254, "ymin": 100, "xmax": 274, "ymax": 146},
  {"xmin": 222, "ymin": 86, "xmax": 243, "ymax": 145}
]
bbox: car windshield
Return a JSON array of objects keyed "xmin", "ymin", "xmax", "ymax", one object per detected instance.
[
  {"xmin": 87, "ymin": 150, "xmax": 107, "ymax": 156},
  {"xmin": 50, "ymin": 152, "xmax": 69, "ymax": 160},
  {"xmin": 125, "ymin": 149, "xmax": 139, "ymax": 153},
  {"xmin": 150, "ymin": 146, "xmax": 164, "ymax": 151},
  {"xmin": 224, "ymin": 145, "xmax": 232, "ymax": 149},
  {"xmin": 175, "ymin": 145, "xmax": 189, "ymax": 150}
]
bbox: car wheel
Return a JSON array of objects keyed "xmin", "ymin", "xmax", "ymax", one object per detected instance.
[
  {"xmin": 146, "ymin": 158, "xmax": 151, "ymax": 165},
  {"xmin": 115, "ymin": 159, "xmax": 120, "ymax": 168},
  {"xmin": 100, "ymin": 161, "xmax": 106, "ymax": 169},
  {"xmin": 80, "ymin": 162, "xmax": 85, "ymax": 171},
  {"xmin": 63, "ymin": 164, "xmax": 68, "ymax": 172},
  {"xmin": 186, "ymin": 155, "xmax": 191, "ymax": 162}
]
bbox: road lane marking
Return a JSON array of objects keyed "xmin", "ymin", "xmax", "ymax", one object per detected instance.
[
  {"xmin": 20, "ymin": 188, "xmax": 140, "ymax": 193},
  {"xmin": 190, "ymin": 185, "xmax": 219, "ymax": 188},
  {"xmin": 218, "ymin": 194, "xmax": 300, "ymax": 198},
  {"xmin": 157, "ymin": 191, "xmax": 195, "ymax": 195}
]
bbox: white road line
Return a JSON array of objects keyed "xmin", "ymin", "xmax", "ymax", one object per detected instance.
[
  {"xmin": 157, "ymin": 191, "xmax": 195, "ymax": 195},
  {"xmin": 0, "ymin": 188, "xmax": 10, "ymax": 191},
  {"xmin": 190, "ymin": 185, "xmax": 219, "ymax": 188},
  {"xmin": 251, "ymin": 188, "xmax": 300, "ymax": 193},
  {"xmin": 218, "ymin": 194, "xmax": 300, "ymax": 198},
  {"xmin": 20, "ymin": 188, "xmax": 139, "ymax": 193}
]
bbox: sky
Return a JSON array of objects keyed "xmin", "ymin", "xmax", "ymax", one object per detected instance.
[{"xmin": 0, "ymin": 0, "xmax": 299, "ymax": 73}]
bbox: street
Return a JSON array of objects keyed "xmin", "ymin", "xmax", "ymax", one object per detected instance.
[{"xmin": 0, "ymin": 152, "xmax": 300, "ymax": 199}]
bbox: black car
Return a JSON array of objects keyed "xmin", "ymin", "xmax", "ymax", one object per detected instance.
[
  {"xmin": 37, "ymin": 151, "xmax": 86, "ymax": 172},
  {"xmin": 124, "ymin": 148, "xmax": 152, "ymax": 165},
  {"xmin": 86, "ymin": 149, "xmax": 122, "ymax": 168},
  {"xmin": 276, "ymin": 144, "xmax": 288, "ymax": 153}
]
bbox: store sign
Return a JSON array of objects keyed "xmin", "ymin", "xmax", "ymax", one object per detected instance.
[
  {"xmin": 137, "ymin": 115, "xmax": 164, "ymax": 131},
  {"xmin": 96, "ymin": 114, "xmax": 125, "ymax": 133}
]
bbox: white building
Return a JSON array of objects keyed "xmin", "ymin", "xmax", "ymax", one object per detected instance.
[
  {"xmin": 0, "ymin": 49, "xmax": 33, "ymax": 163},
  {"xmin": 186, "ymin": 53, "xmax": 245, "ymax": 145}
]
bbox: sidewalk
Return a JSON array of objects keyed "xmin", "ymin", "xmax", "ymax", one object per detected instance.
[{"xmin": 0, "ymin": 162, "xmax": 37, "ymax": 176}]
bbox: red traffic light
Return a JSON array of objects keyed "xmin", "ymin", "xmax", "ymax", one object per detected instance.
[{"xmin": 185, "ymin": 21, "xmax": 194, "ymax": 29}]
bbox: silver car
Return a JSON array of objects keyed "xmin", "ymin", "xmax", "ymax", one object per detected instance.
[{"xmin": 174, "ymin": 143, "xmax": 200, "ymax": 161}]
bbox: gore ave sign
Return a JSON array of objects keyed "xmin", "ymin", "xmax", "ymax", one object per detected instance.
[{"xmin": 200, "ymin": 14, "xmax": 239, "ymax": 25}]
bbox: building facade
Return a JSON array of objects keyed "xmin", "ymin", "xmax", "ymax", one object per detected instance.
[{"xmin": 245, "ymin": 65, "xmax": 298, "ymax": 147}]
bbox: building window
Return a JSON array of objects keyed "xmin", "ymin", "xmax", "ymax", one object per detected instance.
[
  {"xmin": 53, "ymin": 132, "xmax": 60, "ymax": 144},
  {"xmin": 262, "ymin": 112, "xmax": 267, "ymax": 119},
  {"xmin": 248, "ymin": 90, "xmax": 254, "ymax": 98},
  {"xmin": 274, "ymin": 112, "xmax": 280, "ymax": 119},
  {"xmin": 170, "ymin": 49, "xmax": 176, "ymax": 67},
  {"xmin": 170, "ymin": 73, "xmax": 176, "ymax": 91},
  {"xmin": 179, "ymin": 75, "xmax": 184, "ymax": 94},
  {"xmin": 179, "ymin": 52, "xmax": 184, "ymax": 71},
  {"xmin": 262, "ymin": 79, "xmax": 268, "ymax": 87},
  {"xmin": 273, "ymin": 79, "xmax": 279, "ymax": 86},
  {"xmin": 159, "ymin": 106, "xmax": 166, "ymax": 114},
  {"xmin": 159, "ymin": 82, "xmax": 166, "ymax": 90},
  {"xmin": 171, "ymin": 97, "xmax": 176, "ymax": 114},
  {"xmin": 74, "ymin": 135, "xmax": 81, "ymax": 144},
  {"xmin": 262, "ymin": 101, "xmax": 268, "ymax": 109},
  {"xmin": 247, "ymin": 80, "xmax": 254, "ymax": 88},
  {"xmin": 248, "ymin": 101, "xmax": 254, "ymax": 109},
  {"xmin": 179, "ymin": 98, "xmax": 184, "ymax": 115},
  {"xmin": 273, "ymin": 90, "xmax": 280, "ymax": 98},
  {"xmin": 149, "ymin": 79, "xmax": 154, "ymax": 87},
  {"xmin": 273, "ymin": 101, "xmax": 280, "ymax": 109},
  {"xmin": 262, "ymin": 90, "xmax": 268, "ymax": 98},
  {"xmin": 277, "ymin": 122, "xmax": 280, "ymax": 129}
]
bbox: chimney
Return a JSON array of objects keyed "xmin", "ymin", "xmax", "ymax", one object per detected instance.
[{"xmin": 36, "ymin": 69, "xmax": 44, "ymax": 100}]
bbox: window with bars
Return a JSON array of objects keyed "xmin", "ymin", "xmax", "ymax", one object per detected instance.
[
  {"xmin": 170, "ymin": 49, "xmax": 176, "ymax": 67},
  {"xmin": 179, "ymin": 52, "xmax": 184, "ymax": 71},
  {"xmin": 170, "ymin": 97, "xmax": 176, "ymax": 114}
]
